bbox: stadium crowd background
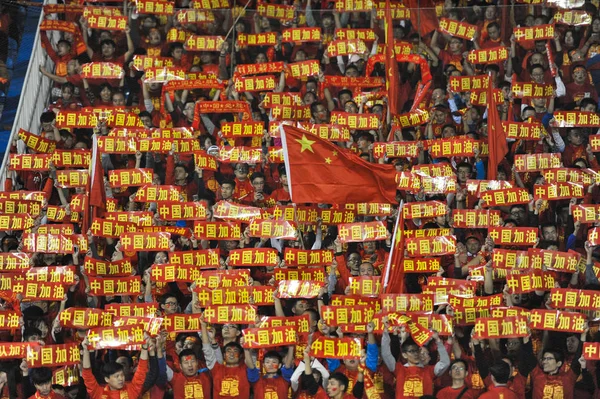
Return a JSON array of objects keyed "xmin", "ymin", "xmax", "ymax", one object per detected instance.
[{"xmin": 2, "ymin": 0, "xmax": 600, "ymax": 398}]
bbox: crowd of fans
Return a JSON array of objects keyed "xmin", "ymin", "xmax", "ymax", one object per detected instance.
[{"xmin": 4, "ymin": 0, "xmax": 600, "ymax": 398}]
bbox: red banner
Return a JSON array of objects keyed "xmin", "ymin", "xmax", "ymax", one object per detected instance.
[
  {"xmin": 533, "ymin": 183, "xmax": 585, "ymax": 201},
  {"xmin": 248, "ymin": 219, "xmax": 297, "ymax": 240},
  {"xmin": 0, "ymin": 214, "xmax": 34, "ymax": 231},
  {"xmin": 513, "ymin": 24, "xmax": 554, "ymax": 42},
  {"xmin": 452, "ymin": 209, "xmax": 502, "ymax": 228},
  {"xmin": 273, "ymin": 269, "xmax": 327, "ymax": 283},
  {"xmin": 380, "ymin": 294, "xmax": 434, "ymax": 312},
  {"xmin": 157, "ymin": 201, "xmax": 208, "ymax": 221},
  {"xmin": 472, "ymin": 317, "xmax": 529, "ymax": 339},
  {"xmin": 203, "ymin": 304, "xmax": 257, "ymax": 324},
  {"xmin": 330, "ymin": 111, "xmax": 379, "ymax": 130},
  {"xmin": 242, "ymin": 326, "xmax": 297, "ymax": 349},
  {"xmin": 120, "ymin": 232, "xmax": 171, "ymax": 252},
  {"xmin": 511, "ymin": 82, "xmax": 554, "ymax": 98},
  {"xmin": 480, "ymin": 187, "xmax": 531, "ymax": 208},
  {"xmin": 402, "ymin": 201, "xmax": 446, "ymax": 220},
  {"xmin": 283, "ymin": 249, "xmax": 333, "ymax": 267},
  {"xmin": 405, "ymin": 235, "xmax": 456, "ymax": 257},
  {"xmin": 227, "ymin": 248, "xmax": 278, "ymax": 267},
  {"xmin": 26, "ymin": 343, "xmax": 80, "ymax": 368},
  {"xmin": 276, "ymin": 280, "xmax": 324, "ymax": 298},
  {"xmin": 310, "ymin": 337, "xmax": 362, "ymax": 359},
  {"xmin": 18, "ymin": 129, "xmax": 56, "ymax": 153},
  {"xmin": 9, "ymin": 154, "xmax": 51, "ymax": 171},
  {"xmin": 488, "ymin": 227, "xmax": 538, "ymax": 246},
  {"xmin": 348, "ymin": 276, "xmax": 382, "ymax": 297},
  {"xmin": 438, "ymin": 18, "xmax": 477, "ymax": 40},
  {"xmin": 448, "ymin": 75, "xmax": 489, "ymax": 93},
  {"xmin": 529, "ymin": 309, "xmax": 586, "ymax": 333},
  {"xmin": 467, "ymin": 46, "xmax": 509, "ymax": 64},
  {"xmin": 506, "ymin": 270, "xmax": 555, "ymax": 293},
  {"xmin": 107, "ymin": 168, "xmax": 152, "ymax": 188},
  {"xmin": 105, "ymin": 303, "xmax": 159, "ymax": 318},
  {"xmin": 372, "ymin": 142, "xmax": 419, "ymax": 159},
  {"xmin": 337, "ymin": 221, "xmax": 387, "ymax": 243},
  {"xmin": 326, "ymin": 39, "xmax": 368, "ymax": 57},
  {"xmin": 169, "ymin": 250, "xmax": 220, "ymax": 268},
  {"xmin": 88, "ymin": 276, "xmax": 141, "ymax": 296}
]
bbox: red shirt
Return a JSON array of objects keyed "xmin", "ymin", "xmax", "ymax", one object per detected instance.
[
  {"xmin": 436, "ymin": 386, "xmax": 481, "ymax": 399},
  {"xmin": 170, "ymin": 371, "xmax": 212, "ymax": 399},
  {"xmin": 530, "ymin": 366, "xmax": 578, "ymax": 399},
  {"xmin": 82, "ymin": 358, "xmax": 148, "ymax": 399},
  {"xmin": 479, "ymin": 385, "xmax": 519, "ymax": 399},
  {"xmin": 394, "ymin": 364, "xmax": 436, "ymax": 399},
  {"xmin": 484, "ymin": 373, "xmax": 526, "ymax": 398},
  {"xmin": 28, "ymin": 392, "xmax": 65, "ymax": 399},
  {"xmin": 211, "ymin": 363, "xmax": 250, "ymax": 399},
  {"xmin": 252, "ymin": 376, "xmax": 290, "ymax": 399}
]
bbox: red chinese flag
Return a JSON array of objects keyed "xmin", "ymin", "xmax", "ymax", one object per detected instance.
[
  {"xmin": 382, "ymin": 203, "xmax": 405, "ymax": 293},
  {"xmin": 85, "ymin": 135, "xmax": 106, "ymax": 233},
  {"xmin": 487, "ymin": 74, "xmax": 508, "ymax": 180},
  {"xmin": 280, "ymin": 125, "xmax": 398, "ymax": 204},
  {"xmin": 406, "ymin": 0, "xmax": 439, "ymax": 37},
  {"xmin": 385, "ymin": 0, "xmax": 401, "ymax": 115}
]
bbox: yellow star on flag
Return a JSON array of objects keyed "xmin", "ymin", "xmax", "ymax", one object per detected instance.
[
  {"xmin": 295, "ymin": 134, "xmax": 315, "ymax": 153},
  {"xmin": 324, "ymin": 157, "xmax": 332, "ymax": 164},
  {"xmin": 332, "ymin": 150, "xmax": 338, "ymax": 156}
]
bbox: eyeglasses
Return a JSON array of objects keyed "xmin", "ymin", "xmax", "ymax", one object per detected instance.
[
  {"xmin": 451, "ymin": 366, "xmax": 466, "ymax": 371},
  {"xmin": 223, "ymin": 324, "xmax": 239, "ymax": 330}
]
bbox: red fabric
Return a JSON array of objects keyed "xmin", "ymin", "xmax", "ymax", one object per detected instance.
[
  {"xmin": 436, "ymin": 386, "xmax": 481, "ymax": 399},
  {"xmin": 82, "ymin": 358, "xmax": 148, "ymax": 399},
  {"xmin": 385, "ymin": 0, "xmax": 401, "ymax": 115},
  {"xmin": 29, "ymin": 392, "xmax": 65, "ymax": 399},
  {"xmin": 251, "ymin": 376, "xmax": 289, "ymax": 399},
  {"xmin": 394, "ymin": 364, "xmax": 436, "ymax": 399},
  {"xmin": 405, "ymin": 0, "xmax": 439, "ymax": 37},
  {"xmin": 281, "ymin": 125, "xmax": 398, "ymax": 204},
  {"xmin": 382, "ymin": 206, "xmax": 405, "ymax": 293},
  {"xmin": 530, "ymin": 366, "xmax": 578, "ymax": 399},
  {"xmin": 170, "ymin": 371, "xmax": 212, "ymax": 399},
  {"xmin": 479, "ymin": 385, "xmax": 519, "ymax": 399},
  {"xmin": 211, "ymin": 363, "xmax": 250, "ymax": 399},
  {"xmin": 486, "ymin": 73, "xmax": 508, "ymax": 180}
]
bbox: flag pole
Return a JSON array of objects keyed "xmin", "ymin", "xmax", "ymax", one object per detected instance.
[{"xmin": 383, "ymin": 200, "xmax": 403, "ymax": 291}]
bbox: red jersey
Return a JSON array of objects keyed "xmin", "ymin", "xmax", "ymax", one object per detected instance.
[
  {"xmin": 436, "ymin": 386, "xmax": 481, "ymax": 399},
  {"xmin": 82, "ymin": 358, "xmax": 148, "ymax": 399},
  {"xmin": 295, "ymin": 387, "xmax": 329, "ymax": 399},
  {"xmin": 394, "ymin": 364, "xmax": 436, "ymax": 399},
  {"xmin": 170, "ymin": 371, "xmax": 211, "ymax": 399},
  {"xmin": 530, "ymin": 366, "xmax": 578, "ymax": 399},
  {"xmin": 211, "ymin": 363, "xmax": 250, "ymax": 399},
  {"xmin": 484, "ymin": 373, "xmax": 526, "ymax": 398},
  {"xmin": 252, "ymin": 376, "xmax": 290, "ymax": 399},
  {"xmin": 479, "ymin": 385, "xmax": 519, "ymax": 399},
  {"xmin": 28, "ymin": 392, "xmax": 65, "ymax": 399}
]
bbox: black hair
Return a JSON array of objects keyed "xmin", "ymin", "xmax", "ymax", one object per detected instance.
[
  {"xmin": 22, "ymin": 327, "xmax": 42, "ymax": 342},
  {"xmin": 178, "ymin": 348, "xmax": 198, "ymax": 362},
  {"xmin": 541, "ymin": 349, "xmax": 564, "ymax": 365},
  {"xmin": 401, "ymin": 339, "xmax": 419, "ymax": 353},
  {"xmin": 338, "ymin": 89, "xmax": 353, "ymax": 100},
  {"xmin": 449, "ymin": 358, "xmax": 468, "ymax": 371},
  {"xmin": 487, "ymin": 22, "xmax": 500, "ymax": 31},
  {"xmin": 263, "ymin": 350, "xmax": 282, "ymax": 363},
  {"xmin": 489, "ymin": 361, "xmax": 511, "ymax": 384},
  {"xmin": 102, "ymin": 362, "xmax": 124, "ymax": 379},
  {"xmin": 138, "ymin": 111, "xmax": 152, "ymax": 119},
  {"xmin": 223, "ymin": 342, "xmax": 243, "ymax": 353},
  {"xmin": 40, "ymin": 111, "xmax": 56, "ymax": 124},
  {"xmin": 57, "ymin": 39, "xmax": 72, "ymax": 48},
  {"xmin": 251, "ymin": 172, "xmax": 266, "ymax": 182},
  {"xmin": 30, "ymin": 367, "xmax": 53, "ymax": 386},
  {"xmin": 100, "ymin": 39, "xmax": 117, "ymax": 48},
  {"xmin": 221, "ymin": 179, "xmax": 236, "ymax": 188},
  {"xmin": 328, "ymin": 372, "xmax": 349, "ymax": 392}
]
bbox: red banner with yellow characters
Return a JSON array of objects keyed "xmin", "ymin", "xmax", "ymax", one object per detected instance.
[
  {"xmin": 143, "ymin": 67, "xmax": 186, "ymax": 83},
  {"xmin": 310, "ymin": 337, "xmax": 362, "ymax": 359},
  {"xmin": 257, "ymin": 2, "xmax": 294, "ymax": 21},
  {"xmin": 413, "ymin": 163, "xmax": 454, "ymax": 178},
  {"xmin": 337, "ymin": 221, "xmax": 387, "ymax": 243},
  {"xmin": 55, "ymin": 170, "xmax": 88, "ymax": 188},
  {"xmin": 35, "ymin": 224, "xmax": 74, "ymax": 235},
  {"xmin": 151, "ymin": 264, "xmax": 202, "ymax": 283},
  {"xmin": 425, "ymin": 138, "xmax": 476, "ymax": 159},
  {"xmin": 543, "ymin": 168, "xmax": 600, "ymax": 185},
  {"xmin": 237, "ymin": 32, "xmax": 277, "ymax": 47},
  {"xmin": 134, "ymin": 185, "xmax": 183, "ymax": 202},
  {"xmin": 392, "ymin": 109, "xmax": 429, "ymax": 128},
  {"xmin": 105, "ymin": 303, "xmax": 159, "ymax": 318},
  {"xmin": 372, "ymin": 142, "xmax": 419, "ymax": 159},
  {"xmin": 533, "ymin": 182, "xmax": 585, "ymax": 201},
  {"xmin": 438, "ymin": 18, "xmax": 477, "ymax": 40},
  {"xmin": 194, "ymin": 151, "xmax": 218, "ymax": 171},
  {"xmin": 403, "ymin": 228, "xmax": 452, "ymax": 239},
  {"xmin": 554, "ymin": 111, "xmax": 600, "ymax": 128},
  {"xmin": 467, "ymin": 46, "xmax": 509, "ymax": 64},
  {"xmin": 553, "ymin": 10, "xmax": 591, "ymax": 25},
  {"xmin": 196, "ymin": 285, "xmax": 275, "ymax": 307},
  {"xmin": 119, "ymin": 232, "xmax": 171, "ymax": 252},
  {"xmin": 511, "ymin": 82, "xmax": 554, "ymax": 98},
  {"xmin": 87, "ymin": 276, "xmax": 141, "ymax": 297},
  {"xmin": 550, "ymin": 288, "xmax": 600, "ymax": 311},
  {"xmin": 405, "ymin": 235, "xmax": 456, "ymax": 257},
  {"xmin": 324, "ymin": 76, "xmax": 384, "ymax": 89},
  {"xmin": 21, "ymin": 233, "xmax": 79, "ymax": 254},
  {"xmin": 506, "ymin": 270, "xmax": 555, "ymax": 293},
  {"xmin": 502, "ymin": 121, "xmax": 545, "ymax": 140},
  {"xmin": 169, "ymin": 249, "xmax": 220, "ymax": 268},
  {"xmin": 448, "ymin": 75, "xmax": 489, "ymax": 93},
  {"xmin": 276, "ymin": 280, "xmax": 324, "ymax": 299},
  {"xmin": 26, "ymin": 343, "xmax": 80, "ymax": 368},
  {"xmin": 271, "ymin": 104, "xmax": 311, "ymax": 121},
  {"xmin": 287, "ymin": 60, "xmax": 320, "ymax": 78},
  {"xmin": 273, "ymin": 269, "xmax": 327, "ymax": 283},
  {"xmin": 528, "ymin": 248, "xmax": 580, "ymax": 272},
  {"xmin": 85, "ymin": 14, "xmax": 127, "ymax": 31},
  {"xmin": 234, "ymin": 75, "xmax": 277, "ymax": 93},
  {"xmin": 97, "ymin": 136, "xmax": 137, "ymax": 154},
  {"xmin": 52, "ymin": 149, "xmax": 91, "ymax": 168},
  {"xmin": 248, "ymin": 219, "xmax": 297, "ymax": 240},
  {"xmin": 83, "ymin": 257, "xmax": 134, "ymax": 277},
  {"xmin": 492, "ymin": 249, "xmax": 530, "ymax": 270},
  {"xmin": 326, "ymin": 39, "xmax": 368, "ymax": 57},
  {"xmin": 472, "ymin": 317, "xmax": 529, "ymax": 339},
  {"xmin": 220, "ymin": 121, "xmax": 263, "ymax": 138},
  {"xmin": 588, "ymin": 228, "xmax": 600, "ymax": 246},
  {"xmin": 283, "ymin": 248, "xmax": 333, "ymax": 267},
  {"xmin": 216, "ymin": 147, "xmax": 262, "ymax": 164},
  {"xmin": 213, "ymin": 201, "xmax": 264, "ymax": 222},
  {"xmin": 80, "ymin": 63, "xmax": 124, "ymax": 80},
  {"xmin": 59, "ymin": 308, "xmax": 113, "ymax": 329},
  {"xmin": 157, "ymin": 201, "xmax": 208, "ymax": 221},
  {"xmin": 242, "ymin": 326, "xmax": 297, "ymax": 349},
  {"xmin": 107, "ymin": 168, "xmax": 152, "ymax": 188},
  {"xmin": 0, "ymin": 214, "xmax": 34, "ymax": 231},
  {"xmin": 0, "ymin": 311, "xmax": 20, "ymax": 330},
  {"xmin": 175, "ymin": 10, "xmax": 215, "ymax": 25},
  {"xmin": 256, "ymin": 314, "xmax": 311, "ymax": 335},
  {"xmin": 470, "ymin": 89, "xmax": 504, "ymax": 106},
  {"xmin": 488, "ymin": 227, "xmax": 538, "ymax": 246},
  {"xmin": 402, "ymin": 201, "xmax": 446, "ymax": 220},
  {"xmin": 182, "ymin": 35, "xmax": 224, "ymax": 52},
  {"xmin": 20, "ymin": 266, "xmax": 75, "ymax": 284},
  {"xmin": 348, "ymin": 276, "xmax": 382, "ymax": 297},
  {"xmin": 264, "ymin": 93, "xmax": 302, "ymax": 109},
  {"xmin": 0, "ymin": 252, "xmax": 31, "ymax": 272},
  {"xmin": 18, "ymin": 129, "xmax": 56, "ymax": 153},
  {"xmin": 480, "ymin": 187, "xmax": 531, "ymax": 208},
  {"xmin": 584, "ymin": 343, "xmax": 600, "ymax": 360},
  {"xmin": 90, "ymin": 218, "xmax": 136, "ymax": 238},
  {"xmin": 52, "ymin": 366, "xmax": 79, "ymax": 387},
  {"xmin": 346, "ymin": 203, "xmax": 392, "ymax": 216},
  {"xmin": 514, "ymin": 153, "xmax": 561, "ymax": 172},
  {"xmin": 321, "ymin": 305, "xmax": 376, "ymax": 332},
  {"xmin": 380, "ymin": 294, "xmax": 435, "ymax": 313},
  {"xmin": 190, "ymin": 269, "xmax": 250, "ymax": 290},
  {"xmin": 330, "ymin": 111, "xmax": 379, "ymax": 130},
  {"xmin": 9, "ymin": 154, "xmax": 51, "ymax": 171},
  {"xmin": 161, "ymin": 314, "xmax": 200, "ymax": 333},
  {"xmin": 335, "ymin": 28, "xmax": 376, "ymax": 41},
  {"xmin": 571, "ymin": 204, "xmax": 600, "ymax": 223},
  {"xmin": 203, "ymin": 304, "xmax": 257, "ymax": 325},
  {"xmin": 0, "ymin": 199, "xmax": 42, "ymax": 216},
  {"xmin": 529, "ymin": 309, "xmax": 586, "ymax": 333},
  {"xmin": 513, "ymin": 24, "xmax": 554, "ymax": 42},
  {"xmin": 467, "ymin": 180, "xmax": 513, "ymax": 198},
  {"xmin": 227, "ymin": 248, "xmax": 278, "ymax": 267},
  {"xmin": 282, "ymin": 27, "xmax": 321, "ymax": 43},
  {"xmin": 402, "ymin": 258, "xmax": 442, "ymax": 273},
  {"xmin": 106, "ymin": 211, "xmax": 153, "ymax": 226},
  {"xmin": 87, "ymin": 325, "xmax": 146, "ymax": 350},
  {"xmin": 190, "ymin": 0, "xmax": 228, "ymax": 8},
  {"xmin": 452, "ymin": 209, "xmax": 502, "ymax": 228},
  {"xmin": 0, "ymin": 282, "xmax": 65, "ymax": 301},
  {"xmin": 132, "ymin": 55, "xmax": 174, "ymax": 71},
  {"xmin": 375, "ymin": 1, "xmax": 410, "ymax": 19},
  {"xmin": 194, "ymin": 221, "xmax": 241, "ymax": 241}
]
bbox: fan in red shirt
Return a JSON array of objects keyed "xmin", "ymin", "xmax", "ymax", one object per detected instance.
[
  {"xmin": 23, "ymin": 367, "xmax": 65, "ymax": 399},
  {"xmin": 245, "ymin": 346, "xmax": 295, "ymax": 399},
  {"xmin": 81, "ymin": 336, "xmax": 150, "ymax": 399},
  {"xmin": 479, "ymin": 362, "xmax": 519, "ymax": 399},
  {"xmin": 167, "ymin": 349, "xmax": 211, "ymax": 399},
  {"xmin": 436, "ymin": 359, "xmax": 481, "ymax": 399},
  {"xmin": 528, "ymin": 348, "xmax": 590, "ymax": 399}
]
